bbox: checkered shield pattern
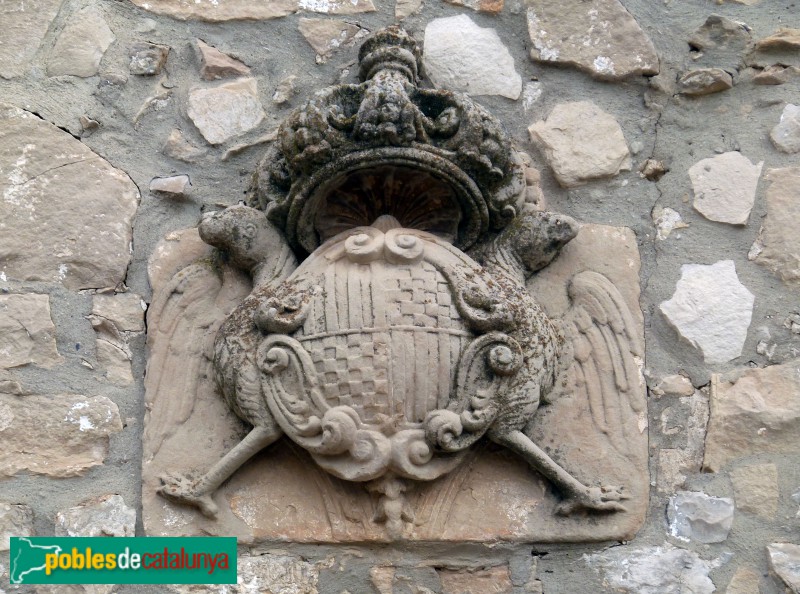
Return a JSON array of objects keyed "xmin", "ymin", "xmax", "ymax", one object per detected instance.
[{"xmin": 296, "ymin": 256, "xmax": 471, "ymax": 424}]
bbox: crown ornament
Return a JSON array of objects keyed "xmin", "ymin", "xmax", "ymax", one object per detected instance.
[{"xmin": 251, "ymin": 26, "xmax": 526, "ymax": 256}]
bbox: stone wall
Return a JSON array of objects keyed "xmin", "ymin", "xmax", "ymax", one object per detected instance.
[{"xmin": 1, "ymin": 0, "xmax": 799, "ymax": 592}]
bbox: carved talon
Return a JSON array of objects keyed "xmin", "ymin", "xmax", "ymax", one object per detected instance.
[
  {"xmin": 555, "ymin": 485, "xmax": 629, "ymax": 516},
  {"xmin": 158, "ymin": 475, "xmax": 219, "ymax": 519}
]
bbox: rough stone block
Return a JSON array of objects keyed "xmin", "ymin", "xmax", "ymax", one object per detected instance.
[
  {"xmin": 55, "ymin": 494, "xmax": 136, "ymax": 537},
  {"xmin": 423, "ymin": 15, "xmax": 522, "ymax": 100},
  {"xmin": 660, "ymin": 260, "xmax": 754, "ymax": 365},
  {"xmin": 0, "ymin": 294, "xmax": 62, "ymax": 370},
  {"xmin": 0, "ymin": 394, "xmax": 122, "ymax": 477},
  {"xmin": 704, "ymin": 359, "xmax": 800, "ymax": 472},
  {"xmin": 0, "ymin": 104, "xmax": 139, "ymax": 290},
  {"xmin": 47, "ymin": 7, "xmax": 115, "ymax": 77},
  {"xmin": 730, "ymin": 463, "xmax": 779, "ymax": 518},
  {"xmin": 587, "ymin": 544, "xmax": 715, "ymax": 594},
  {"xmin": 667, "ymin": 491, "xmax": 734, "ymax": 544},
  {"xmin": 187, "ymin": 78, "xmax": 266, "ymax": 145},
  {"xmin": 0, "ymin": 503, "xmax": 34, "ymax": 551},
  {"xmin": 750, "ymin": 167, "xmax": 800, "ymax": 285},
  {"xmin": 526, "ymin": 0, "xmax": 658, "ymax": 79},
  {"xmin": 529, "ymin": 101, "xmax": 631, "ymax": 188}
]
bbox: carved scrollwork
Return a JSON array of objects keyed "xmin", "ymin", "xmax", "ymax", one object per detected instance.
[
  {"xmin": 424, "ymin": 332, "xmax": 522, "ymax": 453},
  {"xmin": 344, "ymin": 227, "xmax": 385, "ymax": 263},
  {"xmin": 384, "ymin": 228, "xmax": 424, "ymax": 263},
  {"xmin": 256, "ymin": 334, "xmax": 327, "ymax": 442}
]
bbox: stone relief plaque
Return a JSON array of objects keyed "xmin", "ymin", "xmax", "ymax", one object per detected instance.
[{"xmin": 142, "ymin": 27, "xmax": 648, "ymax": 543}]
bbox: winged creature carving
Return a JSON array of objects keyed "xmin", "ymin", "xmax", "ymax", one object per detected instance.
[{"xmin": 145, "ymin": 27, "xmax": 644, "ymax": 539}]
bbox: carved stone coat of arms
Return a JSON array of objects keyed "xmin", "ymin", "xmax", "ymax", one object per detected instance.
[{"xmin": 142, "ymin": 27, "xmax": 648, "ymax": 543}]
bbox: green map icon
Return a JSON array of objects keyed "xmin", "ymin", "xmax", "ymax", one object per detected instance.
[{"xmin": 9, "ymin": 538, "xmax": 62, "ymax": 584}]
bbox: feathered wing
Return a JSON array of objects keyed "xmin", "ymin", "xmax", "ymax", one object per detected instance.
[
  {"xmin": 557, "ymin": 270, "xmax": 645, "ymax": 457},
  {"xmin": 142, "ymin": 259, "xmax": 250, "ymax": 461}
]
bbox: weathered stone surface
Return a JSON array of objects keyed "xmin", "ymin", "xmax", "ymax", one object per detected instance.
[
  {"xmin": 92, "ymin": 293, "xmax": 145, "ymax": 334},
  {"xmin": 522, "ymin": 82, "xmax": 544, "ymax": 112},
  {"xmin": 768, "ymin": 543, "xmax": 800, "ymax": 593},
  {"xmin": 94, "ymin": 336, "xmax": 131, "ymax": 384},
  {"xmin": 0, "ymin": 104, "xmax": 139, "ymax": 290},
  {"xmin": 197, "ymin": 40, "xmax": 250, "ymax": 80},
  {"xmin": 526, "ymin": 0, "xmax": 658, "ymax": 80},
  {"xmin": 129, "ymin": 42, "xmax": 170, "ymax": 75},
  {"xmin": 770, "ymin": 104, "xmax": 800, "ymax": 154},
  {"xmin": 0, "ymin": 294, "xmax": 62, "ymax": 370},
  {"xmin": 667, "ymin": 491, "xmax": 734, "ymax": 543},
  {"xmin": 0, "ymin": 0, "xmax": 63, "ymax": 79},
  {"xmin": 748, "ymin": 28, "xmax": 800, "ymax": 69},
  {"xmin": 755, "ymin": 28, "xmax": 800, "ymax": 51},
  {"xmin": 730, "ymin": 463, "xmax": 779, "ymax": 517},
  {"xmin": 518, "ymin": 152, "xmax": 544, "ymax": 211},
  {"xmin": 150, "ymin": 175, "xmax": 191, "ymax": 197},
  {"xmin": 660, "ymin": 260, "xmax": 754, "ymax": 365},
  {"xmin": 587, "ymin": 544, "xmax": 715, "ymax": 594},
  {"xmin": 366, "ymin": 566, "xmax": 439, "ymax": 594},
  {"xmin": 33, "ymin": 585, "xmax": 114, "ymax": 594},
  {"xmin": 439, "ymin": 566, "xmax": 513, "ymax": 594},
  {"xmin": 656, "ymin": 387, "xmax": 709, "ymax": 493},
  {"xmin": 652, "ymin": 374, "xmax": 695, "ymax": 399},
  {"xmin": 147, "ymin": 228, "xmax": 213, "ymax": 295},
  {"xmin": 301, "ymin": 0, "xmax": 377, "ymax": 15},
  {"xmin": 128, "ymin": 0, "xmax": 375, "ymax": 22},
  {"xmin": 129, "ymin": 0, "xmax": 297, "ymax": 21},
  {"xmin": 444, "ymin": 0, "xmax": 503, "ymax": 14},
  {"xmin": 166, "ymin": 554, "xmax": 320, "ymax": 593},
  {"xmin": 162, "ymin": 129, "xmax": 207, "ymax": 162},
  {"xmin": 395, "ymin": 0, "xmax": 423, "ymax": 19},
  {"xmin": 55, "ymin": 494, "xmax": 136, "ymax": 537},
  {"xmin": 89, "ymin": 293, "xmax": 144, "ymax": 385},
  {"xmin": 652, "ymin": 207, "xmax": 688, "ymax": 241},
  {"xmin": 272, "ymin": 76, "xmax": 297, "ymax": 105},
  {"xmin": 187, "ymin": 78, "xmax": 265, "ymax": 145},
  {"xmin": 678, "ymin": 68, "xmax": 733, "ymax": 96},
  {"xmin": 726, "ymin": 567, "xmax": 762, "ymax": 594},
  {"xmin": 640, "ymin": 159, "xmax": 668, "ymax": 182},
  {"xmin": 750, "ymin": 167, "xmax": 800, "ymax": 284},
  {"xmin": 753, "ymin": 65, "xmax": 800, "ymax": 85},
  {"xmin": 704, "ymin": 359, "xmax": 800, "ymax": 472},
  {"xmin": 0, "ymin": 503, "xmax": 34, "ymax": 551},
  {"xmin": 298, "ymin": 18, "xmax": 368, "ymax": 63},
  {"xmin": 688, "ymin": 15, "xmax": 751, "ymax": 72},
  {"xmin": 529, "ymin": 101, "xmax": 631, "ymax": 188},
  {"xmin": 689, "ymin": 152, "xmax": 762, "ymax": 225},
  {"xmin": 0, "ymin": 375, "xmax": 25, "ymax": 396},
  {"xmin": 0, "ymin": 393, "xmax": 122, "ymax": 477},
  {"xmin": 47, "ymin": 6, "xmax": 115, "ymax": 78},
  {"xmin": 423, "ymin": 15, "xmax": 522, "ymax": 100}
]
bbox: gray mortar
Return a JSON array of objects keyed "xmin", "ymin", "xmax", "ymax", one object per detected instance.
[{"xmin": 1, "ymin": 0, "xmax": 799, "ymax": 592}]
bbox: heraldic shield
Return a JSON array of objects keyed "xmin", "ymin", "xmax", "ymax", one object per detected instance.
[
  {"xmin": 143, "ymin": 26, "xmax": 648, "ymax": 543},
  {"xmin": 254, "ymin": 222, "xmax": 536, "ymax": 484}
]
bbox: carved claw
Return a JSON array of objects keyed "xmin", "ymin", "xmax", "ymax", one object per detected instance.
[
  {"xmin": 555, "ymin": 485, "xmax": 629, "ymax": 516},
  {"xmin": 158, "ymin": 475, "xmax": 219, "ymax": 519}
]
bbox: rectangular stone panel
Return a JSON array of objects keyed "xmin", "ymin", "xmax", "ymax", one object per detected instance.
[{"xmin": 143, "ymin": 223, "xmax": 648, "ymax": 543}]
